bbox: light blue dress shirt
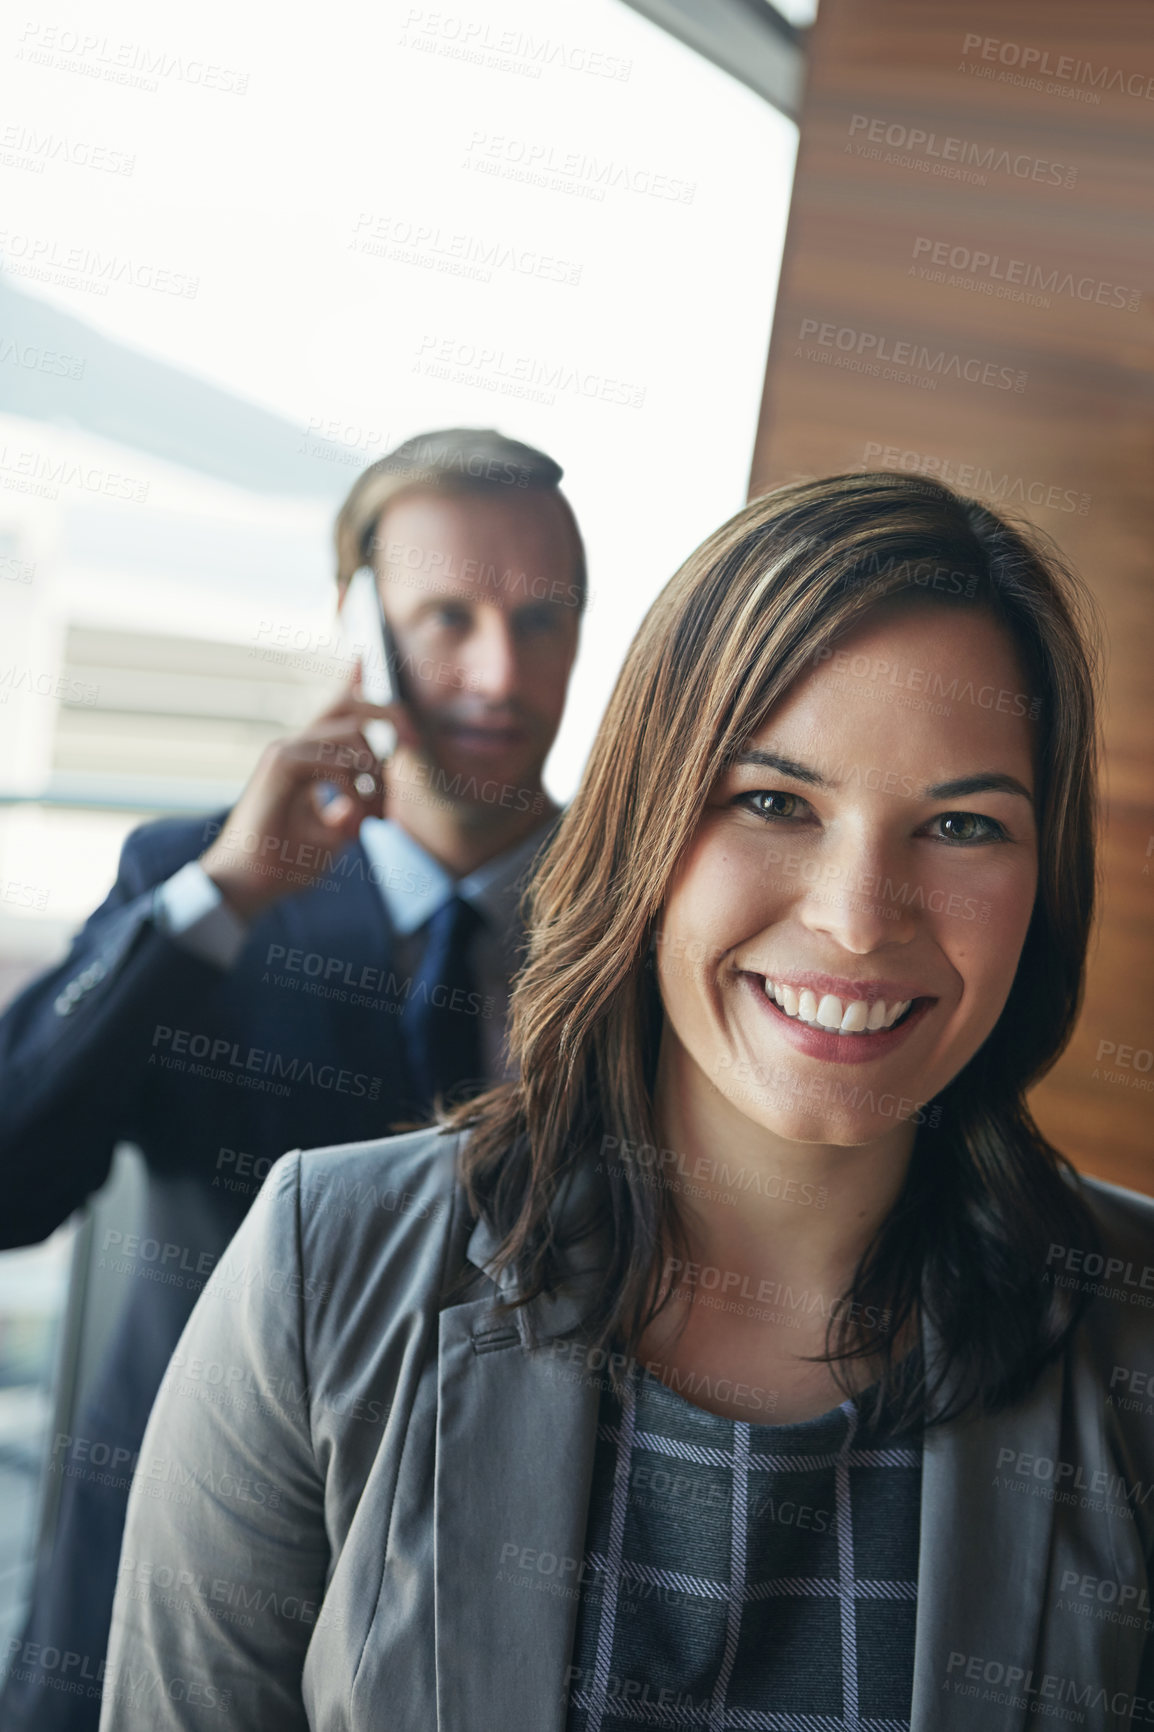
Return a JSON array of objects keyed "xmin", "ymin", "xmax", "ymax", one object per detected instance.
[{"xmin": 154, "ymin": 816, "xmax": 556, "ymax": 1082}]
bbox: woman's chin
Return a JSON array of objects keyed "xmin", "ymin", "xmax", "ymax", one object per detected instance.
[{"xmin": 721, "ymin": 1089, "xmax": 926, "ymax": 1147}]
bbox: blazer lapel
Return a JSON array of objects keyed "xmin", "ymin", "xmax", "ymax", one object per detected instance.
[
  {"xmin": 271, "ymin": 843, "xmax": 409, "ymax": 1086},
  {"xmin": 433, "ymin": 1170, "xmax": 607, "ymax": 1732},
  {"xmin": 910, "ymin": 1313, "xmax": 1062, "ymax": 1732}
]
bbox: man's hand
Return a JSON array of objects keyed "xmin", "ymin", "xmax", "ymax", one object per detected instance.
[{"xmin": 200, "ymin": 672, "xmax": 418, "ymax": 923}]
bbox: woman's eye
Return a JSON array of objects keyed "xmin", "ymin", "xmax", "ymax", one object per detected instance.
[
  {"xmin": 930, "ymin": 811, "xmax": 1007, "ymax": 844},
  {"xmin": 742, "ymin": 790, "xmax": 807, "ymax": 820}
]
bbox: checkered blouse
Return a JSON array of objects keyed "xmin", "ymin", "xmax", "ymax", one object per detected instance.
[{"xmin": 564, "ymin": 1359, "xmax": 923, "ymax": 1731}]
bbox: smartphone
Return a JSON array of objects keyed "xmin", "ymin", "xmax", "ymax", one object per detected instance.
[{"xmin": 339, "ymin": 565, "xmax": 399, "ymax": 760}]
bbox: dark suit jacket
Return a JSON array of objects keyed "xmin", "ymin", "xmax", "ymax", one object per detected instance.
[{"xmin": 0, "ymin": 813, "xmax": 461, "ymax": 1729}]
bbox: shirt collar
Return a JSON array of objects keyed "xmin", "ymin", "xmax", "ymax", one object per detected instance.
[{"xmin": 357, "ymin": 814, "xmax": 558, "ymax": 953}]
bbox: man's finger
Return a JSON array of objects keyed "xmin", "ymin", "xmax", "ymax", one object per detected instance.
[
  {"xmin": 319, "ymin": 791, "xmax": 357, "ymax": 826},
  {"xmin": 304, "ymin": 698, "xmax": 417, "ymax": 756},
  {"xmin": 281, "ymin": 725, "xmax": 382, "ymax": 775},
  {"xmin": 342, "ymin": 697, "xmax": 402, "ymax": 722},
  {"xmin": 306, "ymin": 733, "xmax": 388, "ymax": 797},
  {"xmin": 312, "ymin": 767, "xmax": 384, "ymax": 830},
  {"xmin": 306, "ymin": 690, "xmax": 401, "ymax": 733}
]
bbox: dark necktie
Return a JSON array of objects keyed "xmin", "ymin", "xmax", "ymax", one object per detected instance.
[{"xmin": 400, "ymin": 895, "xmax": 486, "ymax": 1117}]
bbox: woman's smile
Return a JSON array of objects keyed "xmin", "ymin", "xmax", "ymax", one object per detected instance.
[{"xmin": 737, "ymin": 969, "xmax": 938, "ymax": 1066}]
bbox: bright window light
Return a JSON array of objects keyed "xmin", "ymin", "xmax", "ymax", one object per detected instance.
[{"xmin": 2, "ymin": 0, "xmax": 797, "ymax": 807}]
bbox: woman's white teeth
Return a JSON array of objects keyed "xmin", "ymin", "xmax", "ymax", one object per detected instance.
[{"xmin": 763, "ymin": 980, "xmax": 912, "ymax": 1033}]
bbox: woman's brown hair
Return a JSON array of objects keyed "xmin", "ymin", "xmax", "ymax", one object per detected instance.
[{"xmin": 447, "ymin": 470, "xmax": 1104, "ymax": 1430}]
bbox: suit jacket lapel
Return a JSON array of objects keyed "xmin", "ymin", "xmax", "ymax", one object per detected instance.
[
  {"xmin": 911, "ymin": 1312, "xmax": 1062, "ymax": 1732},
  {"xmin": 433, "ymin": 1169, "xmax": 607, "ymax": 1732},
  {"xmin": 272, "ymin": 837, "xmax": 390, "ymax": 972},
  {"xmin": 270, "ymin": 842, "xmax": 409, "ymax": 1089}
]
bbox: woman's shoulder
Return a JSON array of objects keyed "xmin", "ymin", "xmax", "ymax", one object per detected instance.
[
  {"xmin": 292, "ymin": 1122, "xmax": 466, "ymax": 1217},
  {"xmin": 253, "ymin": 1125, "xmax": 476, "ymax": 1304},
  {"xmin": 1060, "ymin": 1170, "xmax": 1154, "ymax": 1361},
  {"xmin": 1071, "ymin": 1169, "xmax": 1154, "ymax": 1262}
]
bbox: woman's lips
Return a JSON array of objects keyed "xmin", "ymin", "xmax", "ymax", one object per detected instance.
[{"xmin": 740, "ymin": 972, "xmax": 936, "ymax": 1066}]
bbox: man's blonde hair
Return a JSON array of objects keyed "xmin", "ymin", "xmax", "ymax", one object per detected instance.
[{"xmin": 334, "ymin": 426, "xmax": 586, "ymax": 604}]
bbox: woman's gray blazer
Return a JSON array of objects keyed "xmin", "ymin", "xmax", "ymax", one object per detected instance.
[{"xmin": 99, "ymin": 1126, "xmax": 1154, "ymax": 1731}]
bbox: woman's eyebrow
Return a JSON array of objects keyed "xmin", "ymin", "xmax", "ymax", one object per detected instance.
[
  {"xmin": 735, "ymin": 750, "xmax": 824, "ymax": 786},
  {"xmin": 926, "ymin": 772, "xmax": 1033, "ymax": 802},
  {"xmin": 734, "ymin": 751, "xmax": 1033, "ymax": 802}
]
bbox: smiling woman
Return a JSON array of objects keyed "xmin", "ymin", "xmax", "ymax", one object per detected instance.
[
  {"xmin": 640, "ymin": 598, "xmax": 1045, "ymax": 1424},
  {"xmin": 99, "ymin": 473, "xmax": 1154, "ymax": 1732},
  {"xmin": 457, "ymin": 469, "xmax": 1103, "ymax": 1431}
]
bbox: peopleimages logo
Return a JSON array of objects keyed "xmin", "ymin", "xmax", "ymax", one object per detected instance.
[
  {"xmin": 862, "ymin": 442, "xmax": 1091, "ymax": 517},
  {"xmin": 960, "ymin": 33, "xmax": 1154, "ymax": 102},
  {"xmin": 910, "ymin": 236, "xmax": 1141, "ymax": 312},
  {"xmin": 16, "ymin": 21, "xmax": 250, "ymax": 95},
  {"xmin": 398, "ymin": 10, "xmax": 632, "ymax": 82},
  {"xmin": 0, "ymin": 335, "xmax": 85, "ymax": 378},
  {"xmin": 463, "ymin": 131, "xmax": 696, "ymax": 204},
  {"xmin": 0, "ymin": 445, "xmax": 149, "ymax": 503},
  {"xmin": 413, "ymin": 334, "xmax": 646, "ymax": 410},
  {"xmin": 0, "ymin": 229, "xmax": 199, "ymax": 297},
  {"xmin": 0, "ymin": 664, "xmax": 99, "ymax": 704},
  {"xmin": 846, "ymin": 113, "xmax": 1077, "ymax": 187},
  {"xmin": 944, "ymin": 1650, "xmax": 1154, "ymax": 1720},
  {"xmin": 597, "ymin": 1133, "xmax": 829, "ymax": 1208},
  {"xmin": 349, "ymin": 211, "xmax": 583, "ymax": 288},
  {"xmin": 149, "ymin": 1025, "xmax": 383, "ymax": 1100},
  {"xmin": 2, "ymin": 1637, "xmax": 105, "ymax": 1696},
  {"xmin": 0, "ymin": 122, "xmax": 135, "ymax": 176},
  {"xmin": 796, "ymin": 320, "xmax": 1026, "ymax": 392},
  {"xmin": 811, "ymin": 642, "xmax": 1039, "ymax": 717},
  {"xmin": 261, "ymin": 943, "xmax": 495, "ymax": 1020}
]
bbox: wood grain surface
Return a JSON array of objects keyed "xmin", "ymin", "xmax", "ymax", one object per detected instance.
[{"xmin": 748, "ymin": 0, "xmax": 1154, "ymax": 1190}]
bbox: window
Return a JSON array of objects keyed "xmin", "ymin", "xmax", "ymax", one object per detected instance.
[{"xmin": 0, "ymin": 0, "xmax": 798, "ymax": 1642}]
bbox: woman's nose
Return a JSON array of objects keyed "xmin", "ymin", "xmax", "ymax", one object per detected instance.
[{"xmin": 794, "ymin": 830, "xmax": 918, "ymax": 953}]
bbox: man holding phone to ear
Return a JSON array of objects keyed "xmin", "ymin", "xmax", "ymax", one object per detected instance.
[{"xmin": 0, "ymin": 428, "xmax": 587, "ymax": 1731}]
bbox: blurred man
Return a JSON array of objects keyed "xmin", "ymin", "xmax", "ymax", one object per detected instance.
[{"xmin": 0, "ymin": 427, "xmax": 586, "ymax": 1729}]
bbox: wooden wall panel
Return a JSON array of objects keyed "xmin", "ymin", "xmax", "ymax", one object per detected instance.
[{"xmin": 749, "ymin": 0, "xmax": 1154, "ymax": 1190}]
